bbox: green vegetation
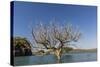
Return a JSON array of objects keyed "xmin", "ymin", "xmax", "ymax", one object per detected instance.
[
  {"xmin": 13, "ymin": 22, "xmax": 82, "ymax": 61},
  {"xmin": 13, "ymin": 37, "xmax": 32, "ymax": 56},
  {"xmin": 62, "ymin": 47, "xmax": 73, "ymax": 53},
  {"xmin": 70, "ymin": 48, "xmax": 97, "ymax": 53},
  {"xmin": 13, "ymin": 37, "xmax": 73, "ymax": 56},
  {"xmin": 32, "ymin": 47, "xmax": 73, "ymax": 56},
  {"xmin": 13, "ymin": 36, "xmax": 97, "ymax": 57}
]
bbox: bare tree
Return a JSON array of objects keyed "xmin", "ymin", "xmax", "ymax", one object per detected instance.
[{"xmin": 32, "ymin": 21, "xmax": 81, "ymax": 60}]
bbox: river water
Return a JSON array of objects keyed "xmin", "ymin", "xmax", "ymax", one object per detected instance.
[{"xmin": 14, "ymin": 52, "xmax": 97, "ymax": 66}]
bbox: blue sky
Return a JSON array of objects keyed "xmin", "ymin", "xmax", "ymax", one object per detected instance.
[{"xmin": 13, "ymin": 1, "xmax": 97, "ymax": 49}]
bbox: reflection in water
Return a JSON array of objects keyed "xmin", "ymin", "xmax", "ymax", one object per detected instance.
[
  {"xmin": 14, "ymin": 52, "xmax": 97, "ymax": 66},
  {"xmin": 61, "ymin": 54, "xmax": 73, "ymax": 63},
  {"xmin": 55, "ymin": 55, "xmax": 73, "ymax": 63}
]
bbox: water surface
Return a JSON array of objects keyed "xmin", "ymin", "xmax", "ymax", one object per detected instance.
[{"xmin": 14, "ymin": 52, "xmax": 97, "ymax": 66}]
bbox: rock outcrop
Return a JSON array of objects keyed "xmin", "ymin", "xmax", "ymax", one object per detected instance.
[{"xmin": 13, "ymin": 37, "xmax": 32, "ymax": 56}]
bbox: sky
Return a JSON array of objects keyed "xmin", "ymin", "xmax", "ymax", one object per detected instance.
[{"xmin": 12, "ymin": 1, "xmax": 97, "ymax": 49}]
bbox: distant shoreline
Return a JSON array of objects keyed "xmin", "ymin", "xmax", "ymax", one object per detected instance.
[
  {"xmin": 69, "ymin": 48, "xmax": 97, "ymax": 53},
  {"xmin": 31, "ymin": 48, "xmax": 97, "ymax": 56},
  {"xmin": 14, "ymin": 48, "xmax": 97, "ymax": 57}
]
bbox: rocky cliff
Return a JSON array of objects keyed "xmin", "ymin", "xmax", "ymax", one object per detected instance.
[{"xmin": 13, "ymin": 37, "xmax": 32, "ymax": 56}]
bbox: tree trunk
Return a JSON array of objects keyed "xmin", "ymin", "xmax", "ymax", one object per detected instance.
[
  {"xmin": 54, "ymin": 41, "xmax": 63, "ymax": 60},
  {"xmin": 54, "ymin": 48, "xmax": 62, "ymax": 60}
]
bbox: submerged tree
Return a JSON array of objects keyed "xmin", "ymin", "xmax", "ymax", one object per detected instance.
[{"xmin": 32, "ymin": 21, "xmax": 81, "ymax": 61}]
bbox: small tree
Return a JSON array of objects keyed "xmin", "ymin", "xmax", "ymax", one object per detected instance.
[{"xmin": 32, "ymin": 21, "xmax": 81, "ymax": 60}]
